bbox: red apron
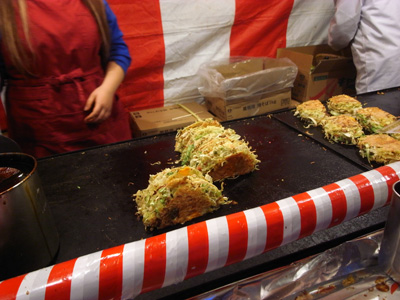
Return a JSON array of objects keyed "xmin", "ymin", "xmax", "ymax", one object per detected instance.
[{"xmin": 3, "ymin": 0, "xmax": 132, "ymax": 158}]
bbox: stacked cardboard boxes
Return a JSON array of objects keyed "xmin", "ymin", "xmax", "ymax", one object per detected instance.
[
  {"xmin": 129, "ymin": 102, "xmax": 215, "ymax": 138},
  {"xmin": 277, "ymin": 45, "xmax": 356, "ymax": 102},
  {"xmin": 198, "ymin": 57, "xmax": 297, "ymax": 121}
]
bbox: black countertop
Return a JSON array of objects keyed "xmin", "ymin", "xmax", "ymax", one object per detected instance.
[{"xmin": 36, "ymin": 89, "xmax": 399, "ymax": 299}]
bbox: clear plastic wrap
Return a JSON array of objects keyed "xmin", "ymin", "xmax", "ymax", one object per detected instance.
[
  {"xmin": 197, "ymin": 56, "xmax": 298, "ymax": 100},
  {"xmin": 190, "ymin": 230, "xmax": 400, "ymax": 300}
]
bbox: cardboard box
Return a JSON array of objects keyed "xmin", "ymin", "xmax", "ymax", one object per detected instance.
[
  {"xmin": 199, "ymin": 57, "xmax": 297, "ymax": 121},
  {"xmin": 277, "ymin": 45, "xmax": 356, "ymax": 102},
  {"xmin": 205, "ymin": 88, "xmax": 291, "ymax": 121},
  {"xmin": 129, "ymin": 102, "xmax": 216, "ymax": 138}
]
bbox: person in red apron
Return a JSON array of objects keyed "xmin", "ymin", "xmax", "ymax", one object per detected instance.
[{"xmin": 0, "ymin": 0, "xmax": 132, "ymax": 158}]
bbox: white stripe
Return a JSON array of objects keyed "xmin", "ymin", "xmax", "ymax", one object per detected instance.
[
  {"xmin": 121, "ymin": 240, "xmax": 145, "ymax": 300},
  {"xmin": 160, "ymin": 0, "xmax": 235, "ymax": 105},
  {"xmin": 16, "ymin": 272, "xmax": 38, "ymax": 300},
  {"xmin": 163, "ymin": 227, "xmax": 189, "ymax": 287},
  {"xmin": 363, "ymin": 170, "xmax": 389, "ymax": 210},
  {"xmin": 16, "ymin": 267, "xmax": 52, "ymax": 300},
  {"xmin": 205, "ymin": 217, "xmax": 229, "ymax": 273},
  {"xmin": 70, "ymin": 256, "xmax": 88, "ymax": 300},
  {"xmin": 70, "ymin": 251, "xmax": 102, "ymax": 300},
  {"xmin": 277, "ymin": 197, "xmax": 301, "ymax": 245},
  {"xmin": 336, "ymin": 178, "xmax": 361, "ymax": 222},
  {"xmin": 308, "ymin": 188, "xmax": 332, "ymax": 233},
  {"xmin": 388, "ymin": 161, "xmax": 400, "ymax": 175},
  {"xmin": 244, "ymin": 207, "xmax": 267, "ymax": 260},
  {"xmin": 385, "ymin": 162, "xmax": 400, "ymax": 195},
  {"xmin": 287, "ymin": 0, "xmax": 335, "ymax": 47}
]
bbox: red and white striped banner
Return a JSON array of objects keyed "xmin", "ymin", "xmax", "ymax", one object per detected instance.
[
  {"xmin": 0, "ymin": 0, "xmax": 334, "ymax": 132},
  {"xmin": 109, "ymin": 0, "xmax": 335, "ymax": 112},
  {"xmin": 1, "ymin": 162, "xmax": 399, "ymax": 300}
]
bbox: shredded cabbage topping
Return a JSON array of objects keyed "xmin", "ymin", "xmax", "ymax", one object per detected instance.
[
  {"xmin": 357, "ymin": 134, "xmax": 400, "ymax": 164},
  {"xmin": 294, "ymin": 100, "xmax": 328, "ymax": 127},
  {"xmin": 327, "ymin": 94, "xmax": 362, "ymax": 116},
  {"xmin": 390, "ymin": 133, "xmax": 400, "ymax": 140},
  {"xmin": 321, "ymin": 115, "xmax": 364, "ymax": 145},
  {"xmin": 134, "ymin": 166, "xmax": 230, "ymax": 229},
  {"xmin": 356, "ymin": 107, "xmax": 397, "ymax": 133},
  {"xmin": 175, "ymin": 118, "xmax": 259, "ymax": 180}
]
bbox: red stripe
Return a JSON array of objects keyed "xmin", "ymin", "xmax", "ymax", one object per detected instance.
[
  {"xmin": 261, "ymin": 202, "xmax": 284, "ymax": 252},
  {"xmin": 142, "ymin": 234, "xmax": 167, "ymax": 293},
  {"xmin": 109, "ymin": 0, "xmax": 165, "ymax": 111},
  {"xmin": 45, "ymin": 259, "xmax": 77, "ymax": 300},
  {"xmin": 376, "ymin": 165, "xmax": 400, "ymax": 205},
  {"xmin": 310, "ymin": 79, "xmax": 337, "ymax": 99},
  {"xmin": 292, "ymin": 193, "xmax": 317, "ymax": 238},
  {"xmin": 225, "ymin": 212, "xmax": 248, "ymax": 266},
  {"xmin": 99, "ymin": 245, "xmax": 124, "ymax": 300},
  {"xmin": 230, "ymin": 0, "xmax": 294, "ymax": 57},
  {"xmin": 349, "ymin": 174, "xmax": 375, "ymax": 216},
  {"xmin": 391, "ymin": 282, "xmax": 399, "ymax": 294},
  {"xmin": 323, "ymin": 183, "xmax": 347, "ymax": 227},
  {"xmin": 185, "ymin": 222, "xmax": 209, "ymax": 280},
  {"xmin": 0, "ymin": 97, "xmax": 7, "ymax": 131},
  {"xmin": 0, "ymin": 275, "xmax": 25, "ymax": 300},
  {"xmin": 327, "ymin": 79, "xmax": 340, "ymax": 98}
]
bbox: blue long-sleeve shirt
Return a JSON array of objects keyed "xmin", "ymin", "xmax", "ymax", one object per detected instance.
[{"xmin": 103, "ymin": 0, "xmax": 132, "ymax": 74}]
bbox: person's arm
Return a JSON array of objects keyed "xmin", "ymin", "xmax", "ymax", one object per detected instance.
[
  {"xmin": 84, "ymin": 0, "xmax": 131, "ymax": 124},
  {"xmin": 103, "ymin": 0, "xmax": 131, "ymax": 73},
  {"xmin": 84, "ymin": 61, "xmax": 124, "ymax": 123},
  {"xmin": 328, "ymin": 0, "xmax": 362, "ymax": 51}
]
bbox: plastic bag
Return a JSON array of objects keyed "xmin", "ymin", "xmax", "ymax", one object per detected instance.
[{"xmin": 197, "ymin": 56, "xmax": 298, "ymax": 100}]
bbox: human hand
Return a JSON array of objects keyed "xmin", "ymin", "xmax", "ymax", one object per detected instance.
[{"xmin": 84, "ymin": 86, "xmax": 114, "ymax": 124}]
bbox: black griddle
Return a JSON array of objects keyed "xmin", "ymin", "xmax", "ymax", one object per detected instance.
[
  {"xmin": 32, "ymin": 89, "xmax": 399, "ymax": 299},
  {"xmin": 274, "ymin": 88, "xmax": 400, "ymax": 170}
]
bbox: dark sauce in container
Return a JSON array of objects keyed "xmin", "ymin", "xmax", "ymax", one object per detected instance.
[
  {"xmin": 0, "ymin": 156, "xmax": 33, "ymax": 194},
  {"xmin": 0, "ymin": 167, "xmax": 25, "ymax": 193},
  {"xmin": 0, "ymin": 167, "xmax": 20, "ymax": 181}
]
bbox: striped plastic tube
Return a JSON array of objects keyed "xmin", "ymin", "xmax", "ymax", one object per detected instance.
[{"xmin": 1, "ymin": 162, "xmax": 400, "ymax": 300}]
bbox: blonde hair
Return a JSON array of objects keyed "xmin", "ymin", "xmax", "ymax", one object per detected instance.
[{"xmin": 0, "ymin": 0, "xmax": 110, "ymax": 77}]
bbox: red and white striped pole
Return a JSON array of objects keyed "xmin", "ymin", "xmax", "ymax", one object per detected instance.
[{"xmin": 1, "ymin": 162, "xmax": 399, "ymax": 300}]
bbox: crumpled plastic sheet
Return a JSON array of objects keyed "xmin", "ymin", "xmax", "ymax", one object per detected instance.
[
  {"xmin": 189, "ymin": 230, "xmax": 400, "ymax": 300},
  {"xmin": 197, "ymin": 56, "xmax": 298, "ymax": 100}
]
